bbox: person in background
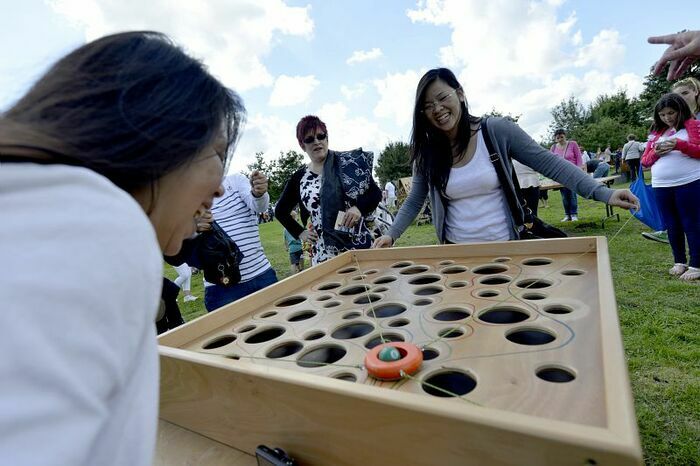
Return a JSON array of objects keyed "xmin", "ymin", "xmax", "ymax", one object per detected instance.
[
  {"xmin": 550, "ymin": 129, "xmax": 585, "ymax": 222},
  {"xmin": 614, "ymin": 146, "xmax": 623, "ymax": 174},
  {"xmin": 672, "ymin": 76, "xmax": 700, "ymax": 118},
  {"xmin": 641, "ymin": 93, "xmax": 700, "ymax": 281},
  {"xmin": 203, "ymin": 170, "xmax": 277, "ymax": 312},
  {"xmin": 513, "ymin": 160, "xmax": 541, "ymax": 217},
  {"xmin": 0, "ymin": 31, "xmax": 243, "ymax": 465},
  {"xmin": 623, "ymin": 134, "xmax": 644, "ymax": 182},
  {"xmin": 649, "ymin": 29, "xmax": 700, "ymax": 80},
  {"xmin": 384, "ymin": 180, "xmax": 397, "ymax": 209},
  {"xmin": 283, "ymin": 211, "xmax": 304, "ymax": 274},
  {"xmin": 275, "ymin": 115, "xmax": 382, "ymax": 265},
  {"xmin": 172, "ymin": 263, "xmax": 197, "ymax": 302},
  {"xmin": 371, "ymin": 68, "xmax": 638, "ymax": 248}
]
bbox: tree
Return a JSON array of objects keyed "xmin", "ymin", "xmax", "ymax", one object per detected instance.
[
  {"xmin": 637, "ymin": 63, "xmax": 700, "ymax": 118},
  {"xmin": 245, "ymin": 151, "xmax": 271, "ymax": 179},
  {"xmin": 547, "ymin": 96, "xmax": 589, "ymax": 139},
  {"xmin": 484, "ymin": 108, "xmax": 521, "ymax": 122},
  {"xmin": 375, "ymin": 141, "xmax": 412, "ymax": 186},
  {"xmin": 268, "ymin": 150, "xmax": 305, "ymax": 202}
]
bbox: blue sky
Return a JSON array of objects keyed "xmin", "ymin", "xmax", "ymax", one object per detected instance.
[{"xmin": 0, "ymin": 0, "xmax": 686, "ymax": 172}]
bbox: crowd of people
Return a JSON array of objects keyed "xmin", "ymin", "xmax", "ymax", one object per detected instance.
[{"xmin": 1, "ymin": 26, "xmax": 699, "ymax": 465}]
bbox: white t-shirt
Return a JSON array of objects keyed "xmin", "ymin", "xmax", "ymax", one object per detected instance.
[
  {"xmin": 0, "ymin": 164, "xmax": 162, "ymax": 466},
  {"xmin": 207, "ymin": 173, "xmax": 271, "ymax": 285},
  {"xmin": 384, "ymin": 181, "xmax": 396, "ymax": 198},
  {"xmin": 444, "ymin": 131, "xmax": 510, "ymax": 243},
  {"xmin": 651, "ymin": 129, "xmax": 700, "ymax": 187}
]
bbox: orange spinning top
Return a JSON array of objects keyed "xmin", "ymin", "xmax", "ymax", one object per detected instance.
[{"xmin": 364, "ymin": 342, "xmax": 423, "ymax": 381}]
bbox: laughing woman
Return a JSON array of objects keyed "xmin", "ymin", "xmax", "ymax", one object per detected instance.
[
  {"xmin": 373, "ymin": 68, "xmax": 639, "ymax": 248},
  {"xmin": 275, "ymin": 115, "xmax": 382, "ymax": 265},
  {"xmin": 0, "ymin": 32, "xmax": 243, "ymax": 465}
]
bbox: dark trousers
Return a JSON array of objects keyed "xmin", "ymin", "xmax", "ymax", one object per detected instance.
[
  {"xmin": 520, "ymin": 187, "xmax": 540, "ymax": 217},
  {"xmin": 204, "ymin": 267, "xmax": 278, "ymax": 312},
  {"xmin": 654, "ymin": 178, "xmax": 700, "ymax": 267},
  {"xmin": 627, "ymin": 159, "xmax": 641, "ymax": 181},
  {"xmin": 157, "ymin": 278, "xmax": 185, "ymax": 334}
]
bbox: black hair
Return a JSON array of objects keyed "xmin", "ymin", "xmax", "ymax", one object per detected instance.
[
  {"xmin": 651, "ymin": 93, "xmax": 693, "ymax": 133},
  {"xmin": 409, "ymin": 68, "xmax": 481, "ymax": 196},
  {"xmin": 554, "ymin": 129, "xmax": 566, "ymax": 136},
  {"xmin": 1, "ymin": 31, "xmax": 245, "ymax": 194}
]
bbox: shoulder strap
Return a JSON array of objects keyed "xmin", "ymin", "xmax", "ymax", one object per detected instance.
[{"xmin": 481, "ymin": 118, "xmax": 531, "ymax": 226}]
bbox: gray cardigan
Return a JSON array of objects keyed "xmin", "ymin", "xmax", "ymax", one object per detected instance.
[{"xmin": 388, "ymin": 117, "xmax": 614, "ymax": 243}]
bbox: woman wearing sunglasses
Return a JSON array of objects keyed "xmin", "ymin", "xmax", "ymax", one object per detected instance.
[
  {"xmin": 275, "ymin": 115, "xmax": 381, "ymax": 265},
  {"xmin": 372, "ymin": 68, "xmax": 639, "ymax": 248}
]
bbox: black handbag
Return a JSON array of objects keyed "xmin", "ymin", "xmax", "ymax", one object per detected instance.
[
  {"xmin": 165, "ymin": 221, "xmax": 244, "ymax": 287},
  {"xmin": 481, "ymin": 118, "xmax": 567, "ymax": 240}
]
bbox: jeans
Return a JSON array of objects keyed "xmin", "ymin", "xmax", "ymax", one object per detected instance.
[
  {"xmin": 654, "ymin": 178, "xmax": 700, "ymax": 267},
  {"xmin": 204, "ymin": 267, "xmax": 278, "ymax": 312},
  {"xmin": 593, "ymin": 162, "xmax": 610, "ymax": 179},
  {"xmin": 560, "ymin": 188, "xmax": 578, "ymax": 216}
]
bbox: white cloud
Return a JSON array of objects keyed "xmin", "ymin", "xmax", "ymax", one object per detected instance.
[
  {"xmin": 231, "ymin": 113, "xmax": 299, "ymax": 173},
  {"xmin": 346, "ymin": 47, "xmax": 383, "ymax": 65},
  {"xmin": 317, "ymin": 102, "xmax": 394, "ymax": 158},
  {"xmin": 406, "ymin": 0, "xmax": 646, "ymax": 142},
  {"xmin": 47, "ymin": 0, "xmax": 313, "ymax": 92},
  {"xmin": 574, "ymin": 29, "xmax": 625, "ymax": 70},
  {"xmin": 268, "ymin": 75, "xmax": 320, "ymax": 107},
  {"xmin": 373, "ymin": 69, "xmax": 423, "ymax": 127},
  {"xmin": 340, "ymin": 83, "xmax": 367, "ymax": 100}
]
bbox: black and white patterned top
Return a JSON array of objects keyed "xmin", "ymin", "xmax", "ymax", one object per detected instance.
[{"xmin": 300, "ymin": 167, "xmax": 374, "ymax": 265}]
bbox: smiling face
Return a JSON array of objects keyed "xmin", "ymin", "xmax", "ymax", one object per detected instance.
[
  {"xmin": 302, "ymin": 127, "xmax": 329, "ymax": 165},
  {"xmin": 137, "ymin": 133, "xmax": 226, "ymax": 255},
  {"xmin": 658, "ymin": 107, "xmax": 679, "ymax": 129},
  {"xmin": 421, "ymin": 79, "xmax": 463, "ymax": 139},
  {"xmin": 672, "ymin": 84, "xmax": 699, "ymax": 114}
]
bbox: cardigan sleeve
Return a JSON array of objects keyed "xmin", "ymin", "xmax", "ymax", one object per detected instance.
[
  {"xmin": 388, "ymin": 168, "xmax": 429, "ymax": 241},
  {"xmin": 274, "ymin": 168, "xmax": 306, "ymax": 239},
  {"xmin": 641, "ymin": 138, "xmax": 659, "ymax": 167},
  {"xmin": 674, "ymin": 139, "xmax": 700, "ymax": 159}
]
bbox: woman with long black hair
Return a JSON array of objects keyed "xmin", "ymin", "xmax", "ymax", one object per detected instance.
[
  {"xmin": 0, "ymin": 31, "xmax": 244, "ymax": 464},
  {"xmin": 373, "ymin": 68, "xmax": 638, "ymax": 247}
]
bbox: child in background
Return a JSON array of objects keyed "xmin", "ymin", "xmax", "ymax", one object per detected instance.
[
  {"xmin": 641, "ymin": 93, "xmax": 700, "ymax": 281},
  {"xmin": 283, "ymin": 211, "xmax": 304, "ymax": 274}
]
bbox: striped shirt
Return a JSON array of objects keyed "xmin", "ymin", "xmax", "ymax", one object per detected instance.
[{"xmin": 204, "ymin": 173, "xmax": 271, "ymax": 286}]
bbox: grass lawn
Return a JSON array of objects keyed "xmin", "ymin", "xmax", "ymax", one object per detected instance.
[{"xmin": 164, "ymin": 176, "xmax": 698, "ymax": 465}]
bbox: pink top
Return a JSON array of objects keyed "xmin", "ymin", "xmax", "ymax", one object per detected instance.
[{"xmin": 550, "ymin": 140, "xmax": 583, "ymax": 167}]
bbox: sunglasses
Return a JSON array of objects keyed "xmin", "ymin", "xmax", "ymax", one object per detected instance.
[{"xmin": 303, "ymin": 133, "xmax": 327, "ymax": 144}]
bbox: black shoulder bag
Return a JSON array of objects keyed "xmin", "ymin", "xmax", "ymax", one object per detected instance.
[
  {"xmin": 480, "ymin": 119, "xmax": 567, "ymax": 240},
  {"xmin": 166, "ymin": 221, "xmax": 244, "ymax": 287}
]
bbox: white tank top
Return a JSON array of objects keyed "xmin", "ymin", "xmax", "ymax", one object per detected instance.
[{"xmin": 444, "ymin": 131, "xmax": 510, "ymax": 243}]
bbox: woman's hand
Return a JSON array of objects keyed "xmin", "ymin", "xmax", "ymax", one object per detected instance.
[
  {"xmin": 655, "ymin": 138, "xmax": 677, "ymax": 156},
  {"xmin": 372, "ymin": 235, "xmax": 394, "ymax": 248},
  {"xmin": 299, "ymin": 229, "xmax": 318, "ymax": 242},
  {"xmin": 608, "ymin": 189, "xmax": 640, "ymax": 211},
  {"xmin": 196, "ymin": 210, "xmax": 214, "ymax": 232},
  {"xmin": 342, "ymin": 206, "xmax": 362, "ymax": 228}
]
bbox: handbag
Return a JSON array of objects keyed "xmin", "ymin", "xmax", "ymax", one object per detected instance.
[
  {"xmin": 482, "ymin": 118, "xmax": 567, "ymax": 240},
  {"xmin": 166, "ymin": 221, "xmax": 244, "ymax": 287},
  {"xmin": 629, "ymin": 166, "xmax": 665, "ymax": 231}
]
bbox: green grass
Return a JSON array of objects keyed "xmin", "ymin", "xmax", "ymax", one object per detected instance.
[{"xmin": 164, "ymin": 176, "xmax": 699, "ymax": 465}]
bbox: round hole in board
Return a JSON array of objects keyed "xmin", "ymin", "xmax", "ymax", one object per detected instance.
[{"xmin": 422, "ymin": 370, "xmax": 476, "ymax": 397}]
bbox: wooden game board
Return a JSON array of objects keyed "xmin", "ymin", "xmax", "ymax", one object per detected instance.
[{"xmin": 158, "ymin": 237, "xmax": 642, "ymax": 465}]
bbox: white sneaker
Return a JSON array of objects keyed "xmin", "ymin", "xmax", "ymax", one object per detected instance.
[
  {"xmin": 183, "ymin": 295, "xmax": 198, "ymax": 302},
  {"xmin": 570, "ymin": 215, "xmax": 578, "ymax": 221},
  {"xmin": 560, "ymin": 216, "xmax": 571, "ymax": 222},
  {"xmin": 669, "ymin": 264, "xmax": 688, "ymax": 276}
]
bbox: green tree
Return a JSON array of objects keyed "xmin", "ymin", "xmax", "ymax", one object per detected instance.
[
  {"xmin": 573, "ymin": 117, "xmax": 634, "ymax": 153},
  {"xmin": 245, "ymin": 151, "xmax": 271, "ymax": 178},
  {"xmin": 268, "ymin": 150, "xmax": 305, "ymax": 201},
  {"xmin": 637, "ymin": 63, "xmax": 700, "ymax": 118},
  {"xmin": 375, "ymin": 141, "xmax": 412, "ymax": 185},
  {"xmin": 547, "ymin": 96, "xmax": 589, "ymax": 140},
  {"xmin": 484, "ymin": 108, "xmax": 521, "ymax": 122}
]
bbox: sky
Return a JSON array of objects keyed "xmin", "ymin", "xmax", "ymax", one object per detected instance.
[{"xmin": 0, "ymin": 0, "xmax": 687, "ymax": 173}]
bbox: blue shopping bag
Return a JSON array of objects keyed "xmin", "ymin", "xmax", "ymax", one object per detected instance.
[{"xmin": 629, "ymin": 167, "xmax": 665, "ymax": 231}]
